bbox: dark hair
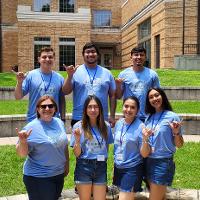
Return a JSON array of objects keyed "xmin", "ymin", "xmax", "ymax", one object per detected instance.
[
  {"xmin": 39, "ymin": 47, "xmax": 55, "ymax": 57},
  {"xmin": 123, "ymin": 96, "xmax": 140, "ymax": 111},
  {"xmin": 131, "ymin": 46, "xmax": 146, "ymax": 56},
  {"xmin": 145, "ymin": 88, "xmax": 173, "ymax": 114},
  {"xmin": 36, "ymin": 95, "xmax": 57, "ymax": 118},
  {"xmin": 82, "ymin": 42, "xmax": 100, "ymax": 56},
  {"xmin": 82, "ymin": 95, "xmax": 108, "ymax": 140}
]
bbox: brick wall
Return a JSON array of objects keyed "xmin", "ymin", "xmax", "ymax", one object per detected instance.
[
  {"xmin": 121, "ymin": 0, "xmax": 198, "ymax": 68},
  {"xmin": 18, "ymin": 21, "xmax": 91, "ymax": 71}
]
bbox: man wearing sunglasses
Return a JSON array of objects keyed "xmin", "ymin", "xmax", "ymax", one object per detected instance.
[{"xmin": 14, "ymin": 47, "xmax": 65, "ymax": 122}]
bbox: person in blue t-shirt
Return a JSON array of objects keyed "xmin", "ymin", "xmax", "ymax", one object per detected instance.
[
  {"xmin": 70, "ymin": 95, "xmax": 113, "ymax": 200},
  {"xmin": 62, "ymin": 42, "xmax": 116, "ymax": 128},
  {"xmin": 14, "ymin": 47, "xmax": 65, "ymax": 122},
  {"xmin": 115, "ymin": 46, "xmax": 160, "ymax": 122},
  {"xmin": 16, "ymin": 96, "xmax": 69, "ymax": 200},
  {"xmin": 113, "ymin": 96, "xmax": 144, "ymax": 200},
  {"xmin": 140, "ymin": 88, "xmax": 184, "ymax": 200}
]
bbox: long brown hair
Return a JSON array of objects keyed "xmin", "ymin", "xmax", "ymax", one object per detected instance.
[{"xmin": 82, "ymin": 95, "xmax": 108, "ymax": 141}]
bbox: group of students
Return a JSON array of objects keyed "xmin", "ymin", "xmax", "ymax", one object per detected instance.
[{"xmin": 15, "ymin": 43, "xmax": 184, "ymax": 200}]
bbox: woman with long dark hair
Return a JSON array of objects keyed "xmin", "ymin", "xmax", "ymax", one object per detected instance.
[
  {"xmin": 140, "ymin": 88, "xmax": 184, "ymax": 200},
  {"xmin": 70, "ymin": 95, "xmax": 113, "ymax": 200},
  {"xmin": 113, "ymin": 96, "xmax": 144, "ymax": 200}
]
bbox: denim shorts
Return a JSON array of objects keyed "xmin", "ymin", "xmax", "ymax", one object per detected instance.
[
  {"xmin": 146, "ymin": 157, "xmax": 175, "ymax": 186},
  {"xmin": 113, "ymin": 163, "xmax": 144, "ymax": 193},
  {"xmin": 74, "ymin": 158, "xmax": 107, "ymax": 185}
]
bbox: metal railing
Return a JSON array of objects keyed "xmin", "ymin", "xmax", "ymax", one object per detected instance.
[{"xmin": 184, "ymin": 44, "xmax": 200, "ymax": 55}]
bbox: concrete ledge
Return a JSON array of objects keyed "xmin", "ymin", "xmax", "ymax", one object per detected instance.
[
  {"xmin": 0, "ymin": 113, "xmax": 200, "ymax": 137},
  {"xmin": 1, "ymin": 87, "xmax": 200, "ymax": 100}
]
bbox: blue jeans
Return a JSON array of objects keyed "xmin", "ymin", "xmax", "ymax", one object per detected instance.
[
  {"xmin": 113, "ymin": 163, "xmax": 143, "ymax": 192},
  {"xmin": 146, "ymin": 157, "xmax": 175, "ymax": 186},
  {"xmin": 74, "ymin": 158, "xmax": 107, "ymax": 185},
  {"xmin": 23, "ymin": 173, "xmax": 64, "ymax": 200}
]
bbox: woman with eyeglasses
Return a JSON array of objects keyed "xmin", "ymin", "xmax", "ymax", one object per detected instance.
[
  {"xmin": 113, "ymin": 96, "xmax": 144, "ymax": 200},
  {"xmin": 70, "ymin": 95, "xmax": 113, "ymax": 200},
  {"xmin": 140, "ymin": 88, "xmax": 184, "ymax": 200},
  {"xmin": 16, "ymin": 95, "xmax": 69, "ymax": 200}
]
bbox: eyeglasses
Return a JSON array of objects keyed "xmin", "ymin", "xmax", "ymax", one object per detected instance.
[
  {"xmin": 87, "ymin": 105, "xmax": 99, "ymax": 110},
  {"xmin": 40, "ymin": 104, "xmax": 55, "ymax": 109}
]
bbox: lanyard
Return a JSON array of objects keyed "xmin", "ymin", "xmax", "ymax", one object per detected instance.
[
  {"xmin": 150, "ymin": 111, "xmax": 164, "ymax": 145},
  {"xmin": 85, "ymin": 65, "xmax": 98, "ymax": 85},
  {"xmin": 40, "ymin": 71, "xmax": 52, "ymax": 92},
  {"xmin": 120, "ymin": 119, "xmax": 134, "ymax": 145},
  {"xmin": 91, "ymin": 127, "xmax": 103, "ymax": 148}
]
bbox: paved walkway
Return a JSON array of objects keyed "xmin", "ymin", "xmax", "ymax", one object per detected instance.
[{"xmin": 0, "ymin": 135, "xmax": 199, "ymax": 200}]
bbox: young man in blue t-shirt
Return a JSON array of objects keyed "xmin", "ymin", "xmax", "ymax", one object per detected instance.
[
  {"xmin": 115, "ymin": 46, "xmax": 160, "ymax": 122},
  {"xmin": 62, "ymin": 42, "xmax": 116, "ymax": 127},
  {"xmin": 14, "ymin": 47, "xmax": 65, "ymax": 122}
]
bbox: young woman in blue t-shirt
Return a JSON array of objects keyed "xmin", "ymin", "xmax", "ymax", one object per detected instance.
[
  {"xmin": 141, "ymin": 88, "xmax": 184, "ymax": 200},
  {"xmin": 113, "ymin": 96, "xmax": 144, "ymax": 200},
  {"xmin": 70, "ymin": 95, "xmax": 113, "ymax": 200}
]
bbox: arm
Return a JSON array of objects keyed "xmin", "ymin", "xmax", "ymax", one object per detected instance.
[
  {"xmin": 140, "ymin": 127, "xmax": 153, "ymax": 158},
  {"xmin": 108, "ymin": 89, "xmax": 116, "ymax": 128},
  {"xmin": 14, "ymin": 72, "xmax": 26, "ymax": 99},
  {"xmin": 73, "ymin": 128, "xmax": 82, "ymax": 157},
  {"xmin": 169, "ymin": 120, "xmax": 184, "ymax": 148},
  {"xmin": 16, "ymin": 128, "xmax": 32, "ymax": 157},
  {"xmin": 64, "ymin": 146, "xmax": 69, "ymax": 176},
  {"xmin": 115, "ymin": 78, "xmax": 124, "ymax": 99},
  {"xmin": 62, "ymin": 65, "xmax": 79, "ymax": 95},
  {"xmin": 173, "ymin": 134, "xmax": 184, "ymax": 148}
]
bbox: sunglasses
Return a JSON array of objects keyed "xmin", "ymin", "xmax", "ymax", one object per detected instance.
[{"xmin": 39, "ymin": 104, "xmax": 55, "ymax": 109}]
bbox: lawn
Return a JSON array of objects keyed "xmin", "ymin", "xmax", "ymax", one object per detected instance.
[
  {"xmin": 0, "ymin": 143, "xmax": 199, "ymax": 197},
  {"xmin": 0, "ymin": 100, "xmax": 200, "ymax": 115},
  {"xmin": 1, "ymin": 69, "xmax": 200, "ymax": 87}
]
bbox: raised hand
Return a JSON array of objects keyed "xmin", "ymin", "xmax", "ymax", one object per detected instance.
[
  {"xmin": 142, "ymin": 125, "xmax": 154, "ymax": 141},
  {"xmin": 16, "ymin": 128, "xmax": 32, "ymax": 144},
  {"xmin": 63, "ymin": 64, "xmax": 79, "ymax": 78},
  {"xmin": 12, "ymin": 71, "xmax": 27, "ymax": 84},
  {"xmin": 74, "ymin": 128, "xmax": 81, "ymax": 143},
  {"xmin": 168, "ymin": 119, "xmax": 183, "ymax": 135}
]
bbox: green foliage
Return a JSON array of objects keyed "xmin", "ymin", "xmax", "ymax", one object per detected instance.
[
  {"xmin": 0, "ymin": 143, "xmax": 199, "ymax": 197},
  {"xmin": 0, "ymin": 100, "xmax": 200, "ymax": 115}
]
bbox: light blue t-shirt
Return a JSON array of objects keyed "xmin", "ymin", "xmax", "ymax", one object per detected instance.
[
  {"xmin": 114, "ymin": 118, "xmax": 143, "ymax": 169},
  {"xmin": 22, "ymin": 69, "xmax": 64, "ymax": 122},
  {"xmin": 70, "ymin": 121, "xmax": 114, "ymax": 159},
  {"xmin": 118, "ymin": 67, "xmax": 160, "ymax": 119},
  {"xmin": 71, "ymin": 64, "xmax": 116, "ymax": 120},
  {"xmin": 145, "ymin": 110, "xmax": 183, "ymax": 158},
  {"xmin": 22, "ymin": 117, "xmax": 68, "ymax": 177}
]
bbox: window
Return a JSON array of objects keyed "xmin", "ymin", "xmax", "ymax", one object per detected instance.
[
  {"xmin": 33, "ymin": 0, "xmax": 51, "ymax": 12},
  {"xmin": 93, "ymin": 10, "xmax": 111, "ymax": 27},
  {"xmin": 59, "ymin": 38, "xmax": 75, "ymax": 71},
  {"xmin": 138, "ymin": 18, "xmax": 151, "ymax": 41},
  {"xmin": 34, "ymin": 37, "xmax": 51, "ymax": 68},
  {"xmin": 59, "ymin": 0, "xmax": 75, "ymax": 13},
  {"xmin": 138, "ymin": 18, "xmax": 151, "ymax": 67}
]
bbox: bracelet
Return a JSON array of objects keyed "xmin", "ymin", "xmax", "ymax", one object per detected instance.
[
  {"xmin": 74, "ymin": 143, "xmax": 80, "ymax": 148},
  {"xmin": 142, "ymin": 139, "xmax": 149, "ymax": 144}
]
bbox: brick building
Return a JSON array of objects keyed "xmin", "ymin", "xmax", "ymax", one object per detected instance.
[{"xmin": 0, "ymin": 0, "xmax": 199, "ymax": 72}]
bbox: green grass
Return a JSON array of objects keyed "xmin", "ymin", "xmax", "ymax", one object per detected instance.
[
  {"xmin": 0, "ymin": 100, "xmax": 199, "ymax": 115},
  {"xmin": 0, "ymin": 143, "xmax": 199, "ymax": 197},
  {"xmin": 1, "ymin": 69, "xmax": 200, "ymax": 87}
]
